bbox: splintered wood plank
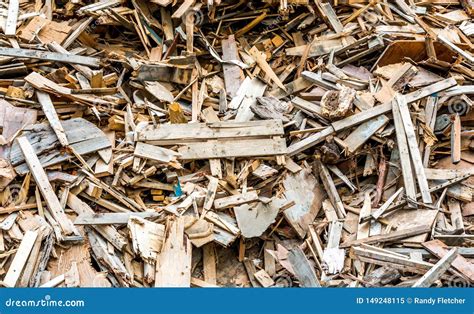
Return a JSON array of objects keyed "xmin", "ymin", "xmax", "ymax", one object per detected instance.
[
  {"xmin": 36, "ymin": 91, "xmax": 69, "ymax": 146},
  {"xmin": 291, "ymin": 97, "xmax": 323, "ymax": 116},
  {"xmin": 95, "ymin": 131, "xmax": 115, "ymax": 177},
  {"xmin": 395, "ymin": 95, "xmax": 432, "ymax": 204},
  {"xmin": 235, "ymin": 200, "xmax": 281, "ymax": 238},
  {"xmin": 17, "ymin": 137, "xmax": 76, "ymax": 236},
  {"xmin": 318, "ymin": 162, "xmax": 346, "ymax": 218},
  {"xmin": 128, "ymin": 216, "xmax": 165, "ymax": 263},
  {"xmin": 331, "ymin": 102, "xmax": 393, "ymax": 132},
  {"xmin": 412, "ymin": 248, "xmax": 458, "ymax": 287},
  {"xmin": 422, "ymin": 240, "xmax": 474, "ymax": 282},
  {"xmin": 323, "ymin": 221, "xmax": 345, "ymax": 274},
  {"xmin": 134, "ymin": 142, "xmax": 180, "ymax": 163},
  {"xmin": 5, "ymin": 0, "xmax": 19, "ymax": 36},
  {"xmin": 222, "ymin": 35, "xmax": 242, "ymax": 97},
  {"xmin": 451, "ymin": 113, "xmax": 461, "ymax": 164},
  {"xmin": 264, "ymin": 241, "xmax": 276, "ymax": 277},
  {"xmin": 203, "ymin": 243, "xmax": 217, "ymax": 285},
  {"xmin": 243, "ymin": 259, "xmax": 261, "ymax": 287},
  {"xmin": 288, "ymin": 247, "xmax": 321, "ymax": 287},
  {"xmin": 405, "ymin": 77, "xmax": 457, "ymax": 103},
  {"xmin": 344, "ymin": 115, "xmax": 389, "ymax": 154},
  {"xmin": 63, "ymin": 17, "xmax": 94, "ymax": 48},
  {"xmin": 171, "ymin": 0, "xmax": 195, "ymax": 19},
  {"xmin": 74, "ymin": 212, "xmax": 161, "ymax": 225},
  {"xmin": 357, "ymin": 192, "xmax": 371, "ymax": 240},
  {"xmin": 248, "ymin": 46, "xmax": 286, "ymax": 91},
  {"xmin": 67, "ymin": 193, "xmax": 127, "ymax": 250},
  {"xmin": 213, "ymin": 191, "xmax": 259, "ymax": 209},
  {"xmin": 438, "ymin": 34, "xmax": 474, "ymax": 63},
  {"xmin": 287, "ymin": 126, "xmax": 335, "ymax": 156},
  {"xmin": 0, "ymin": 230, "xmax": 4, "ymax": 252},
  {"xmin": 254, "ymin": 269, "xmax": 274, "ymax": 287},
  {"xmin": 178, "ymin": 137, "xmax": 287, "ymax": 160},
  {"xmin": 0, "ymin": 48, "xmax": 100, "ymax": 67},
  {"xmin": 228, "ymin": 76, "xmax": 251, "ymax": 110},
  {"xmin": 448, "ymin": 199, "xmax": 464, "ymax": 232},
  {"xmin": 340, "ymin": 225, "xmax": 432, "ymax": 248},
  {"xmin": 320, "ymin": 2, "xmax": 344, "ymax": 33},
  {"xmin": 392, "ymin": 98, "xmax": 417, "ymax": 203},
  {"xmin": 283, "ymin": 166, "xmax": 323, "ymax": 238},
  {"xmin": 155, "ymin": 217, "xmax": 192, "ymax": 287},
  {"xmin": 3, "ymin": 231, "xmax": 38, "ymax": 287},
  {"xmin": 203, "ymin": 176, "xmax": 219, "ymax": 211},
  {"xmin": 139, "ymin": 120, "xmax": 284, "ymax": 144}
]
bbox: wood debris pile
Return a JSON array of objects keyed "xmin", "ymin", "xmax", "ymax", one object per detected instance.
[{"xmin": 0, "ymin": 0, "xmax": 473, "ymax": 288}]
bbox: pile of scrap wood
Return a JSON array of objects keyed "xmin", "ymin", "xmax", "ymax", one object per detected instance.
[{"xmin": 0, "ymin": 0, "xmax": 473, "ymax": 288}]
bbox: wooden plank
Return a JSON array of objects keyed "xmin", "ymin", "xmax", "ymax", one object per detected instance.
[
  {"xmin": 288, "ymin": 126, "xmax": 335, "ymax": 156},
  {"xmin": 3, "ymin": 231, "xmax": 38, "ymax": 287},
  {"xmin": 341, "ymin": 225, "xmax": 432, "ymax": 248},
  {"xmin": 0, "ymin": 48, "xmax": 100, "ymax": 67},
  {"xmin": 221, "ymin": 35, "xmax": 242, "ymax": 97},
  {"xmin": 235, "ymin": 200, "xmax": 280, "ymax": 238},
  {"xmin": 243, "ymin": 259, "xmax": 261, "ymax": 287},
  {"xmin": 264, "ymin": 241, "xmax": 276, "ymax": 277},
  {"xmin": 249, "ymin": 46, "xmax": 286, "ymax": 91},
  {"xmin": 451, "ymin": 113, "xmax": 461, "ymax": 164},
  {"xmin": 134, "ymin": 142, "xmax": 180, "ymax": 164},
  {"xmin": 203, "ymin": 176, "xmax": 219, "ymax": 211},
  {"xmin": 323, "ymin": 221, "xmax": 345, "ymax": 274},
  {"xmin": 288, "ymin": 247, "xmax": 321, "ymax": 287},
  {"xmin": 283, "ymin": 167, "xmax": 323, "ymax": 238},
  {"xmin": 203, "ymin": 243, "xmax": 217, "ymax": 285},
  {"xmin": 17, "ymin": 137, "xmax": 77, "ymax": 236},
  {"xmin": 318, "ymin": 162, "xmax": 346, "ymax": 218},
  {"xmin": 438, "ymin": 34, "xmax": 474, "ymax": 63},
  {"xmin": 343, "ymin": 115, "xmax": 389, "ymax": 154},
  {"xmin": 5, "ymin": 0, "xmax": 19, "ymax": 36},
  {"xmin": 254, "ymin": 269, "xmax": 274, "ymax": 287},
  {"xmin": 448, "ymin": 199, "xmax": 464, "ymax": 232},
  {"xmin": 357, "ymin": 192, "xmax": 371, "ymax": 240},
  {"xmin": 392, "ymin": 97, "xmax": 417, "ymax": 203},
  {"xmin": 139, "ymin": 120, "xmax": 284, "ymax": 144},
  {"xmin": 228, "ymin": 77, "xmax": 251, "ymax": 110},
  {"xmin": 291, "ymin": 97, "xmax": 323, "ymax": 116},
  {"xmin": 424, "ymin": 168, "xmax": 474, "ymax": 180},
  {"xmin": 413, "ymin": 248, "xmax": 458, "ymax": 287},
  {"xmin": 214, "ymin": 191, "xmax": 259, "ymax": 209},
  {"xmin": 320, "ymin": 2, "xmax": 344, "ymax": 33},
  {"xmin": 128, "ymin": 216, "xmax": 165, "ymax": 263},
  {"xmin": 36, "ymin": 91, "xmax": 69, "ymax": 146},
  {"xmin": 67, "ymin": 193, "xmax": 127, "ymax": 250},
  {"xmin": 178, "ymin": 138, "xmax": 287, "ymax": 160},
  {"xmin": 63, "ymin": 17, "xmax": 94, "ymax": 48},
  {"xmin": 171, "ymin": 0, "xmax": 195, "ymax": 19},
  {"xmin": 74, "ymin": 212, "xmax": 161, "ymax": 225},
  {"xmin": 405, "ymin": 77, "xmax": 458, "ymax": 103},
  {"xmin": 395, "ymin": 94, "xmax": 432, "ymax": 204},
  {"xmin": 422, "ymin": 240, "xmax": 474, "ymax": 282},
  {"xmin": 155, "ymin": 217, "xmax": 192, "ymax": 287},
  {"xmin": 331, "ymin": 102, "xmax": 393, "ymax": 132}
]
